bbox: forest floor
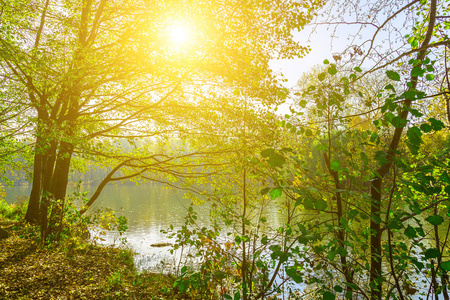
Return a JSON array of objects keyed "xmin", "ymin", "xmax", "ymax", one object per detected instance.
[{"xmin": 0, "ymin": 209, "xmax": 192, "ymax": 299}]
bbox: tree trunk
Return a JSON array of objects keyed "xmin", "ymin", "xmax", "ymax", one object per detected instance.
[
  {"xmin": 39, "ymin": 141, "xmax": 57, "ymax": 243},
  {"xmin": 25, "ymin": 149, "xmax": 43, "ymax": 224},
  {"xmin": 368, "ymin": 2, "xmax": 437, "ymax": 298},
  {"xmin": 47, "ymin": 141, "xmax": 74, "ymax": 241}
]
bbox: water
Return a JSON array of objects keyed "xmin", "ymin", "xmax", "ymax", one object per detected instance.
[
  {"xmin": 83, "ymin": 183, "xmax": 212, "ymax": 270},
  {"xmin": 3, "ymin": 182, "xmax": 213, "ymax": 270}
]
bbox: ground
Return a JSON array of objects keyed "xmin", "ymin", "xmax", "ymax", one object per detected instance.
[{"xmin": 0, "ymin": 216, "xmax": 192, "ymax": 300}]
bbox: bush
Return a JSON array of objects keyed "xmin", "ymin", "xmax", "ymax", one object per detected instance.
[{"xmin": 0, "ymin": 197, "xmax": 27, "ymax": 221}]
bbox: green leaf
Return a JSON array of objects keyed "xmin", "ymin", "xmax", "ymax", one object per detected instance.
[
  {"xmin": 411, "ymin": 66, "xmax": 425, "ymax": 77},
  {"xmin": 406, "ymin": 126, "xmax": 423, "ymax": 155},
  {"xmin": 407, "ymin": 107, "xmax": 424, "ymax": 117},
  {"xmin": 303, "ymin": 195, "xmax": 314, "ymax": 210},
  {"xmin": 323, "ymin": 59, "xmax": 330, "ymax": 64},
  {"xmin": 318, "ymin": 72, "xmax": 326, "ymax": 81},
  {"xmin": 387, "ymin": 218, "xmax": 403, "ymax": 230},
  {"xmin": 285, "ymin": 266, "xmax": 303, "ymax": 283},
  {"xmin": 374, "ymin": 151, "xmax": 389, "ymax": 165},
  {"xmin": 386, "ymin": 70, "xmax": 401, "ymax": 81},
  {"xmin": 420, "ymin": 123, "xmax": 433, "ymax": 133},
  {"xmin": 269, "ymin": 187, "xmax": 283, "ymax": 199},
  {"xmin": 323, "ymin": 291, "xmax": 336, "ymax": 300},
  {"xmin": 404, "ymin": 225, "xmax": 417, "ymax": 238},
  {"xmin": 426, "ymin": 74, "xmax": 435, "ymax": 81},
  {"xmin": 354, "ymin": 66, "xmax": 362, "ymax": 73},
  {"xmin": 440, "ymin": 172, "xmax": 450, "ymax": 184},
  {"xmin": 315, "ymin": 199, "xmax": 328, "ymax": 211},
  {"xmin": 440, "ymin": 261, "xmax": 450, "ymax": 271},
  {"xmin": 385, "ymin": 84, "xmax": 396, "ymax": 92},
  {"xmin": 299, "ymin": 100, "xmax": 307, "ymax": 108},
  {"xmin": 260, "ymin": 187, "xmax": 271, "ymax": 195},
  {"xmin": 334, "ymin": 285, "xmax": 343, "ymax": 293},
  {"xmin": 261, "ymin": 148, "xmax": 274, "ymax": 157},
  {"xmin": 223, "ymin": 294, "xmax": 232, "ymax": 300},
  {"xmin": 370, "ymin": 132, "xmax": 378, "ymax": 143},
  {"xmin": 261, "ymin": 236, "xmax": 269, "ymax": 245},
  {"xmin": 390, "ymin": 116, "xmax": 407, "ymax": 128},
  {"xmin": 328, "ymin": 64, "xmax": 337, "ymax": 75},
  {"xmin": 234, "ymin": 291, "xmax": 241, "ymax": 300},
  {"xmin": 426, "ymin": 215, "xmax": 444, "ymax": 226},
  {"xmin": 330, "ymin": 160, "xmax": 341, "ymax": 171},
  {"xmin": 344, "ymin": 86, "xmax": 350, "ymax": 95},
  {"xmin": 343, "ymin": 282, "xmax": 358, "ymax": 290},
  {"xmin": 268, "ymin": 152, "xmax": 286, "ymax": 168},
  {"xmin": 424, "ymin": 248, "xmax": 440, "ymax": 259},
  {"xmin": 429, "ymin": 118, "xmax": 445, "ymax": 131}
]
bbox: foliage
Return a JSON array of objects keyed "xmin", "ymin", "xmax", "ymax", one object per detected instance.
[{"xmin": 0, "ymin": 196, "xmax": 27, "ymax": 221}]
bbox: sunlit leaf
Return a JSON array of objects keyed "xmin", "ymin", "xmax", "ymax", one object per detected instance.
[
  {"xmin": 328, "ymin": 64, "xmax": 337, "ymax": 75},
  {"xmin": 261, "ymin": 148, "xmax": 275, "ymax": 157},
  {"xmin": 268, "ymin": 153, "xmax": 285, "ymax": 167},
  {"xmin": 386, "ymin": 70, "xmax": 401, "ymax": 81},
  {"xmin": 299, "ymin": 100, "xmax": 307, "ymax": 108},
  {"xmin": 330, "ymin": 160, "xmax": 341, "ymax": 171},
  {"xmin": 318, "ymin": 72, "xmax": 326, "ymax": 81},
  {"xmin": 269, "ymin": 187, "xmax": 283, "ymax": 199}
]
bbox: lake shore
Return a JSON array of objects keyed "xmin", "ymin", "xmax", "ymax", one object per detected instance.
[{"xmin": 0, "ymin": 205, "xmax": 194, "ymax": 300}]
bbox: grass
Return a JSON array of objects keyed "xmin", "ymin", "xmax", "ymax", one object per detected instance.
[{"xmin": 0, "ymin": 199, "xmax": 195, "ymax": 299}]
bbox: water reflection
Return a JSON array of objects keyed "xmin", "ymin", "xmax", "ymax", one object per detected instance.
[{"xmin": 81, "ymin": 183, "xmax": 212, "ymax": 269}]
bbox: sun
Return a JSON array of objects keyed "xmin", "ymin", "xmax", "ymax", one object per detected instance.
[{"xmin": 169, "ymin": 24, "xmax": 191, "ymax": 47}]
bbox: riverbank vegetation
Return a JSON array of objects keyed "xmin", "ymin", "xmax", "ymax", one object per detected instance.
[
  {"xmin": 1, "ymin": 0, "xmax": 450, "ymax": 299},
  {"xmin": 0, "ymin": 200, "xmax": 192, "ymax": 299}
]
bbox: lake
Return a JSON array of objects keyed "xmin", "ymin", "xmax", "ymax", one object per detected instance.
[{"xmin": 4, "ymin": 183, "xmax": 220, "ymax": 270}]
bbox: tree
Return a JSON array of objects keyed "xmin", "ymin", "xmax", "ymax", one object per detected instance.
[
  {"xmin": 268, "ymin": 0, "xmax": 450, "ymax": 298},
  {"xmin": 0, "ymin": 0, "xmax": 322, "ymax": 241}
]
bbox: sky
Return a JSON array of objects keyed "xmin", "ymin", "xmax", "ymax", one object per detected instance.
[
  {"xmin": 270, "ymin": 1, "xmax": 414, "ymax": 90},
  {"xmin": 270, "ymin": 28, "xmax": 336, "ymax": 88},
  {"xmin": 270, "ymin": 23, "xmax": 360, "ymax": 89}
]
